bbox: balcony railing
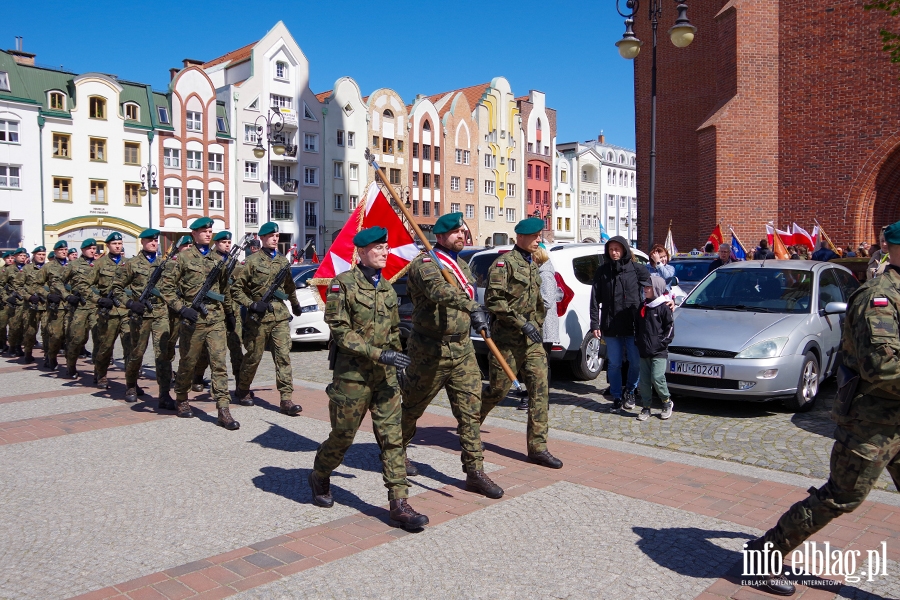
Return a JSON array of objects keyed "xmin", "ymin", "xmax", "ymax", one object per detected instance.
[
  {"xmin": 304, "ymin": 214, "xmax": 317, "ymax": 227},
  {"xmin": 271, "ymin": 210, "xmax": 293, "ymax": 221},
  {"xmin": 283, "ymin": 144, "xmax": 297, "ymax": 158},
  {"xmin": 273, "ymin": 178, "xmax": 299, "ymax": 193}
]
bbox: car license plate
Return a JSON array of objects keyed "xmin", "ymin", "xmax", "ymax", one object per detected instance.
[{"xmin": 670, "ymin": 361, "xmax": 723, "ymax": 378}]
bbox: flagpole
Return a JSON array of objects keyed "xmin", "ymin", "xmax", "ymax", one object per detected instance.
[
  {"xmin": 364, "ymin": 148, "xmax": 525, "ymax": 393},
  {"xmin": 813, "ymin": 219, "xmax": 837, "ymax": 252}
]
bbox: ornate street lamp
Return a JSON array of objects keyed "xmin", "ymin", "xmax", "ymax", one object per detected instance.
[
  {"xmin": 138, "ymin": 165, "xmax": 158, "ymax": 198},
  {"xmin": 254, "ymin": 110, "xmax": 287, "ymax": 222}
]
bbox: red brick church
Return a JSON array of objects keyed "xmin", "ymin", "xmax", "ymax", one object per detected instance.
[{"xmin": 634, "ymin": 0, "xmax": 900, "ymax": 250}]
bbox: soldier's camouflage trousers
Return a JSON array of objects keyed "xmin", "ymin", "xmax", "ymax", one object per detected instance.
[
  {"xmin": 65, "ymin": 307, "xmax": 95, "ymax": 369},
  {"xmin": 761, "ymin": 404, "xmax": 900, "ymax": 554},
  {"xmin": 401, "ymin": 334, "xmax": 484, "ymax": 471},
  {"xmin": 238, "ymin": 318, "xmax": 292, "ymax": 400},
  {"xmin": 228, "ymin": 306, "xmax": 244, "ymax": 376},
  {"xmin": 6, "ymin": 303, "xmax": 27, "ymax": 348},
  {"xmin": 314, "ymin": 371, "xmax": 409, "ymax": 500},
  {"xmin": 125, "ymin": 313, "xmax": 174, "ymax": 393},
  {"xmin": 0, "ymin": 300, "xmax": 9, "ymax": 349},
  {"xmin": 93, "ymin": 314, "xmax": 132, "ymax": 379},
  {"xmin": 480, "ymin": 336, "xmax": 549, "ymax": 455},
  {"xmin": 173, "ymin": 320, "xmax": 230, "ymax": 408},
  {"xmin": 23, "ymin": 307, "xmax": 48, "ymax": 355},
  {"xmin": 43, "ymin": 307, "xmax": 66, "ymax": 362}
]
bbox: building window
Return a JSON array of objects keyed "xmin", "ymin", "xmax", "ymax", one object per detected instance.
[
  {"xmin": 90, "ymin": 180, "xmax": 107, "ymax": 203},
  {"xmin": 186, "ymin": 188, "xmax": 204, "ymax": 208},
  {"xmin": 465, "ymin": 178, "xmax": 474, "ymax": 193},
  {"xmin": 334, "ymin": 194, "xmax": 343, "ymax": 211},
  {"xmin": 450, "ymin": 202, "xmax": 460, "ymax": 212},
  {"xmin": 543, "ymin": 191, "xmax": 549, "ymax": 203},
  {"xmin": 543, "ymin": 166, "xmax": 549, "ymax": 181},
  {"xmin": 157, "ymin": 107, "xmax": 170, "ymax": 124},
  {"xmin": 89, "ymin": 96, "xmax": 106, "ymax": 119},
  {"xmin": 434, "ymin": 174, "xmax": 441, "ymax": 189},
  {"xmin": 484, "ymin": 153, "xmax": 495, "ymax": 168},
  {"xmin": 349, "ymin": 163, "xmax": 359, "ymax": 180},
  {"xmin": 245, "ymin": 161, "xmax": 259, "ymax": 180},
  {"xmin": 528, "ymin": 190, "xmax": 533, "ymax": 203},
  {"xmin": 565, "ymin": 218, "xmax": 571, "ymax": 231},
  {"xmin": 164, "ymin": 148, "xmax": 180, "ymax": 168},
  {"xmin": 89, "ymin": 138, "xmax": 106, "ymax": 162},
  {"xmin": 465, "ymin": 204, "xmax": 474, "ymax": 219},
  {"xmin": 347, "ymin": 131, "xmax": 355, "ymax": 148},
  {"xmin": 620, "ymin": 195, "xmax": 626, "ymax": 208},
  {"xmin": 275, "ymin": 61, "xmax": 288, "ymax": 80},
  {"xmin": 484, "ymin": 206, "xmax": 494, "ymax": 221},
  {"xmin": 509, "ymin": 158, "xmax": 515, "ymax": 172},
  {"xmin": 271, "ymin": 165, "xmax": 291, "ymax": 185},
  {"xmin": 527, "ymin": 164, "xmax": 533, "ymax": 179},
  {"xmin": 382, "ymin": 137, "xmax": 394, "ymax": 154},
  {"xmin": 245, "ymin": 198, "xmax": 258, "ymax": 224},
  {"xmin": 434, "ymin": 146, "xmax": 440, "ymax": 161},
  {"xmin": 484, "ymin": 180, "xmax": 495, "ymax": 194},
  {"xmin": 557, "ymin": 217, "xmax": 562, "ymax": 230},
  {"xmin": 422, "ymin": 173, "xmax": 431, "ymax": 188},
  {"xmin": 422, "ymin": 201, "xmax": 431, "ymax": 217},
  {"xmin": 0, "ymin": 166, "xmax": 20, "ymax": 188},
  {"xmin": 412, "ymin": 143, "xmax": 419, "ymax": 158},
  {"xmin": 423, "ymin": 145, "xmax": 431, "ymax": 160},
  {"xmin": 209, "ymin": 190, "xmax": 223, "ymax": 210},
  {"xmin": 244, "ymin": 124, "xmax": 258, "ymax": 144},
  {"xmin": 455, "ymin": 149, "xmax": 463, "ymax": 164},
  {"xmin": 124, "ymin": 103, "xmax": 139, "ymax": 121},
  {"xmin": 216, "ymin": 117, "xmax": 227, "ymax": 133},
  {"xmin": 0, "ymin": 120, "xmax": 19, "ymax": 144},
  {"xmin": 124, "ymin": 142, "xmax": 140, "ymax": 165},
  {"xmin": 186, "ymin": 111, "xmax": 202, "ymax": 132},
  {"xmin": 52, "ymin": 133, "xmax": 70, "ymax": 158},
  {"xmin": 349, "ymin": 195, "xmax": 358, "ymax": 209},
  {"xmin": 333, "ymin": 162, "xmax": 343, "ymax": 179},
  {"xmin": 412, "ymin": 200, "xmax": 419, "ymax": 215},
  {"xmin": 303, "ymin": 103, "xmax": 317, "ymax": 120},
  {"xmin": 49, "ymin": 91, "xmax": 66, "ymax": 110},
  {"xmin": 565, "ymin": 194, "xmax": 571, "ymax": 208},
  {"xmin": 208, "ymin": 152, "xmax": 223, "ymax": 172},
  {"xmin": 506, "ymin": 208, "xmax": 515, "ymax": 222},
  {"xmin": 52, "ymin": 177, "xmax": 71, "ymax": 201},
  {"xmin": 527, "ymin": 142, "xmax": 533, "ymax": 152},
  {"xmin": 412, "ymin": 172, "xmax": 419, "ymax": 187},
  {"xmin": 0, "ymin": 72, "xmax": 8, "ymax": 92},
  {"xmin": 271, "ymin": 199, "xmax": 291, "ymax": 220},
  {"xmin": 607, "ymin": 194, "xmax": 614, "ymax": 207},
  {"xmin": 507, "ymin": 183, "xmax": 515, "ymax": 197},
  {"xmin": 464, "ymin": 150, "xmax": 471, "ymax": 165},
  {"xmin": 561, "ymin": 170, "xmax": 568, "ymax": 184},
  {"xmin": 164, "ymin": 187, "xmax": 181, "ymax": 207},
  {"xmin": 303, "ymin": 166, "xmax": 318, "ymax": 185},
  {"xmin": 303, "ymin": 133, "xmax": 319, "ymax": 152},
  {"xmin": 450, "ymin": 176, "xmax": 460, "ymax": 191},
  {"xmin": 271, "ymin": 94, "xmax": 292, "ymax": 109},
  {"xmin": 124, "ymin": 183, "xmax": 141, "ymax": 205},
  {"xmin": 389, "ymin": 168, "xmax": 401, "ymax": 185},
  {"xmin": 631, "ymin": 173, "xmax": 635, "ymax": 188},
  {"xmin": 186, "ymin": 150, "xmax": 203, "ymax": 170},
  {"xmin": 336, "ymin": 130, "xmax": 344, "ymax": 146}
]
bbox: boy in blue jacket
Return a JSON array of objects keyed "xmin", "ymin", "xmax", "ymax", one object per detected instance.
[{"xmin": 635, "ymin": 275, "xmax": 675, "ymax": 421}]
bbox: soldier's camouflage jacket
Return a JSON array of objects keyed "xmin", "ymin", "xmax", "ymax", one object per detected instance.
[
  {"xmin": 0, "ymin": 263, "xmax": 12, "ymax": 295},
  {"xmin": 66, "ymin": 256, "xmax": 95, "ymax": 308},
  {"xmin": 233, "ymin": 250, "xmax": 300, "ymax": 323},
  {"xmin": 407, "ymin": 249, "xmax": 479, "ymax": 342},
  {"xmin": 112, "ymin": 253, "xmax": 170, "ymax": 319},
  {"xmin": 23, "ymin": 261, "xmax": 47, "ymax": 311},
  {"xmin": 6, "ymin": 262, "xmax": 28, "ymax": 299},
  {"xmin": 325, "ymin": 266, "xmax": 401, "ymax": 380},
  {"xmin": 92, "ymin": 253, "xmax": 128, "ymax": 317},
  {"xmin": 159, "ymin": 244, "xmax": 232, "ymax": 325},
  {"xmin": 44, "ymin": 257, "xmax": 70, "ymax": 300},
  {"xmin": 841, "ymin": 265, "xmax": 900, "ymax": 423},
  {"xmin": 484, "ymin": 247, "xmax": 545, "ymax": 344}
]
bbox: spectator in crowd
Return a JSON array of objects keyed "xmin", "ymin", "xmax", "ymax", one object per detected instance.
[
  {"xmin": 754, "ymin": 239, "xmax": 775, "ymax": 260},
  {"xmin": 857, "ymin": 243, "xmax": 868, "ymax": 258},
  {"xmin": 811, "ymin": 239, "xmax": 839, "ymax": 261},
  {"xmin": 844, "ymin": 244, "xmax": 857, "ymax": 257},
  {"xmin": 635, "ymin": 275, "xmax": 675, "ymax": 422},
  {"xmin": 703, "ymin": 242, "xmax": 715, "ymax": 253},
  {"xmin": 868, "ymin": 228, "xmax": 889, "ymax": 279},
  {"xmin": 797, "ymin": 245, "xmax": 810, "ymax": 260},
  {"xmin": 533, "ymin": 245, "xmax": 561, "ymax": 411},
  {"xmin": 647, "ymin": 244, "xmax": 675, "ymax": 282},
  {"xmin": 707, "ymin": 243, "xmax": 734, "ymax": 274}
]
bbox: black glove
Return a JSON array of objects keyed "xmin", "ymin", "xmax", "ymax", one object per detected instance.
[
  {"xmin": 126, "ymin": 300, "xmax": 146, "ymax": 316},
  {"xmin": 249, "ymin": 301, "xmax": 271, "ymax": 314},
  {"xmin": 225, "ymin": 312, "xmax": 236, "ymax": 332},
  {"xmin": 379, "ymin": 350, "xmax": 412, "ymax": 369},
  {"xmin": 397, "ymin": 368, "xmax": 408, "ymax": 390},
  {"xmin": 97, "ymin": 297, "xmax": 114, "ymax": 310},
  {"xmin": 291, "ymin": 304, "xmax": 303, "ymax": 317},
  {"xmin": 471, "ymin": 307, "xmax": 491, "ymax": 338},
  {"xmin": 179, "ymin": 306, "xmax": 199, "ymax": 323},
  {"xmin": 66, "ymin": 295, "xmax": 80, "ymax": 306},
  {"xmin": 47, "ymin": 293, "xmax": 62, "ymax": 304},
  {"xmin": 6, "ymin": 296, "xmax": 18, "ymax": 307},
  {"xmin": 522, "ymin": 321, "xmax": 543, "ymax": 344},
  {"xmin": 29, "ymin": 294, "xmax": 40, "ymax": 305}
]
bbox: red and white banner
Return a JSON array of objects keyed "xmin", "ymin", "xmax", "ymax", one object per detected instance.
[
  {"xmin": 432, "ymin": 247, "xmax": 474, "ymax": 299},
  {"xmin": 791, "ymin": 223, "xmax": 815, "ymax": 250}
]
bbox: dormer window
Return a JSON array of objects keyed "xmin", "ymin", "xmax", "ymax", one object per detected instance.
[
  {"xmin": 124, "ymin": 103, "xmax": 139, "ymax": 121},
  {"xmin": 157, "ymin": 106, "xmax": 170, "ymax": 124},
  {"xmin": 89, "ymin": 96, "xmax": 107, "ymax": 119},
  {"xmin": 275, "ymin": 61, "xmax": 288, "ymax": 80},
  {"xmin": 49, "ymin": 91, "xmax": 66, "ymax": 110},
  {"xmin": 0, "ymin": 72, "xmax": 9, "ymax": 92},
  {"xmin": 216, "ymin": 116, "xmax": 227, "ymax": 133},
  {"xmin": 303, "ymin": 102, "xmax": 316, "ymax": 121}
]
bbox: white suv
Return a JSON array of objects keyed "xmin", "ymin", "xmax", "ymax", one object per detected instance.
[{"xmin": 468, "ymin": 244, "xmax": 649, "ymax": 380}]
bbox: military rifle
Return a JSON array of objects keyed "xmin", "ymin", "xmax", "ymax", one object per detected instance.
[
  {"xmin": 130, "ymin": 243, "xmax": 180, "ymax": 326},
  {"xmin": 247, "ymin": 263, "xmax": 291, "ymax": 323},
  {"xmin": 182, "ymin": 234, "xmax": 252, "ymax": 328},
  {"xmin": 4, "ymin": 283, "xmax": 23, "ymax": 307},
  {"xmin": 97, "ymin": 288, "xmax": 121, "ymax": 318}
]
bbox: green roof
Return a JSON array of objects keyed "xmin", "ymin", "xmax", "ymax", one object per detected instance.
[
  {"xmin": 117, "ymin": 80, "xmax": 154, "ymax": 129},
  {"xmin": 150, "ymin": 90, "xmax": 174, "ymax": 131},
  {"xmin": 0, "ymin": 51, "xmax": 75, "ymax": 112}
]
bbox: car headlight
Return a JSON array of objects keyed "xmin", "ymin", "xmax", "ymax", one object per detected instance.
[
  {"xmin": 300, "ymin": 304, "xmax": 318, "ymax": 313},
  {"xmin": 734, "ymin": 336, "xmax": 789, "ymax": 359}
]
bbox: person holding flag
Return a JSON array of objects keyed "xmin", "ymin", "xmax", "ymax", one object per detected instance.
[{"xmin": 729, "ymin": 227, "xmax": 747, "ymax": 261}]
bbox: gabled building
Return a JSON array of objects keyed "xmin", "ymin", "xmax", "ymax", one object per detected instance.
[
  {"xmin": 407, "ymin": 95, "xmax": 442, "ymax": 235},
  {"xmin": 553, "ymin": 152, "xmax": 576, "ymax": 243},
  {"xmin": 431, "ymin": 90, "xmax": 479, "ymax": 243},
  {"xmin": 517, "ymin": 90, "xmax": 557, "ymax": 242},
  {"xmin": 365, "ymin": 88, "xmax": 408, "ymax": 215}
]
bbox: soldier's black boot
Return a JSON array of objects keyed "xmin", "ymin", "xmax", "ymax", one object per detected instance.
[
  {"xmin": 13, "ymin": 346, "xmax": 23, "ymax": 357},
  {"xmin": 280, "ymin": 398, "xmax": 302, "ymax": 416},
  {"xmin": 405, "ymin": 457, "xmax": 419, "ymax": 477},
  {"xmin": 308, "ymin": 471, "xmax": 334, "ymax": 507},
  {"xmin": 233, "ymin": 389, "xmax": 254, "ymax": 406},
  {"xmin": 216, "ymin": 406, "xmax": 240, "ymax": 430},
  {"xmin": 64, "ymin": 363, "xmax": 78, "ymax": 379},
  {"xmin": 175, "ymin": 398, "xmax": 194, "ymax": 418},
  {"xmin": 528, "ymin": 449, "xmax": 564, "ymax": 469},
  {"xmin": 158, "ymin": 390, "xmax": 176, "ymax": 411},
  {"xmin": 124, "ymin": 387, "xmax": 138, "ymax": 403},
  {"xmin": 94, "ymin": 375, "xmax": 110, "ymax": 389},
  {"xmin": 465, "ymin": 468, "xmax": 504, "ymax": 499},
  {"xmin": 22, "ymin": 352, "xmax": 34, "ymax": 364},
  {"xmin": 745, "ymin": 538, "xmax": 796, "ymax": 596},
  {"xmin": 388, "ymin": 499, "xmax": 429, "ymax": 531}
]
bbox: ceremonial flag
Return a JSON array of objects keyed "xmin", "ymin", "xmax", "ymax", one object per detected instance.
[
  {"xmin": 729, "ymin": 227, "xmax": 747, "ymax": 260},
  {"xmin": 775, "ymin": 226, "xmax": 794, "ymax": 246},
  {"xmin": 310, "ymin": 182, "xmax": 418, "ymax": 302},
  {"xmin": 772, "ymin": 228, "xmax": 790, "ymax": 260},
  {"xmin": 766, "ymin": 223, "xmax": 775, "ymax": 247},
  {"xmin": 598, "ymin": 221, "xmax": 611, "ymax": 242},
  {"xmin": 791, "ymin": 223, "xmax": 815, "ymax": 250},
  {"xmin": 664, "ymin": 225, "xmax": 678, "ymax": 256},
  {"xmin": 310, "ymin": 244, "xmax": 320, "ymax": 264},
  {"xmin": 811, "ymin": 225, "xmax": 819, "ymax": 247},
  {"xmin": 707, "ymin": 224, "xmax": 725, "ymax": 248}
]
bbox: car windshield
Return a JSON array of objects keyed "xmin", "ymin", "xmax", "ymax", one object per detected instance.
[
  {"xmin": 682, "ymin": 267, "xmax": 813, "ymax": 314},
  {"xmin": 292, "ymin": 266, "xmax": 319, "ymax": 287},
  {"xmin": 670, "ymin": 259, "xmax": 715, "ymax": 283}
]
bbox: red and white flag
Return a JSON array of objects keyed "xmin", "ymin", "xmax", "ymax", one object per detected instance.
[
  {"xmin": 432, "ymin": 247, "xmax": 474, "ymax": 299},
  {"xmin": 792, "ymin": 223, "xmax": 815, "ymax": 250},
  {"xmin": 310, "ymin": 182, "xmax": 418, "ymax": 302}
]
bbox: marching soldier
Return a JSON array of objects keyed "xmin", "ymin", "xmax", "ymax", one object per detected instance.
[
  {"xmin": 479, "ymin": 217, "xmax": 563, "ymax": 469},
  {"xmin": 42, "ymin": 241, "xmax": 70, "ymax": 370},
  {"xmin": 745, "ymin": 219, "xmax": 900, "ymax": 597},
  {"xmin": 399, "ymin": 212, "xmax": 502, "ymax": 499},
  {"xmin": 63, "ymin": 239, "xmax": 97, "ymax": 379},
  {"xmin": 0, "ymin": 250, "xmax": 15, "ymax": 353},
  {"xmin": 92, "ymin": 232, "xmax": 131, "ymax": 388},
  {"xmin": 224, "ymin": 238, "xmax": 257, "ymax": 379},
  {"xmin": 113, "ymin": 229, "xmax": 175, "ymax": 407},
  {"xmin": 233, "ymin": 222, "xmax": 303, "ymax": 415},
  {"xmin": 21, "ymin": 246, "xmax": 48, "ymax": 364},
  {"xmin": 158, "ymin": 218, "xmax": 239, "ymax": 430},
  {"xmin": 309, "ymin": 226, "xmax": 429, "ymax": 531},
  {"xmin": 5, "ymin": 248, "xmax": 29, "ymax": 358}
]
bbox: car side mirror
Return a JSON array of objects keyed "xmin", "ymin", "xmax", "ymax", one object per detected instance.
[{"xmin": 823, "ymin": 301, "xmax": 847, "ymax": 315}]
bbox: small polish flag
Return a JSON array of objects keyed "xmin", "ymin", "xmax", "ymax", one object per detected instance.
[{"xmin": 873, "ymin": 298, "xmax": 889, "ymax": 307}]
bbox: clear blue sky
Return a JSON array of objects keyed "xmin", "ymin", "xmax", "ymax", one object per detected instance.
[{"xmin": 7, "ymin": 0, "xmax": 637, "ymax": 148}]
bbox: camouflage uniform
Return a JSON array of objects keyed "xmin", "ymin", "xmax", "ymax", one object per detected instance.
[
  {"xmin": 158, "ymin": 244, "xmax": 233, "ymax": 409},
  {"xmin": 113, "ymin": 252, "xmax": 174, "ymax": 394},
  {"xmin": 22, "ymin": 261, "xmax": 48, "ymax": 357},
  {"xmin": 233, "ymin": 250, "xmax": 300, "ymax": 401},
  {"xmin": 759, "ymin": 266, "xmax": 900, "ymax": 553},
  {"xmin": 43, "ymin": 257, "xmax": 70, "ymax": 364},
  {"xmin": 92, "ymin": 253, "xmax": 132, "ymax": 381},
  {"xmin": 0, "ymin": 263, "xmax": 12, "ymax": 350},
  {"xmin": 400, "ymin": 250, "xmax": 486, "ymax": 471},
  {"xmin": 480, "ymin": 247, "xmax": 550, "ymax": 455},
  {"xmin": 316, "ymin": 266, "xmax": 409, "ymax": 500},
  {"xmin": 227, "ymin": 262, "xmax": 247, "ymax": 375},
  {"xmin": 65, "ymin": 256, "xmax": 96, "ymax": 372},
  {"xmin": 6, "ymin": 263, "xmax": 29, "ymax": 350}
]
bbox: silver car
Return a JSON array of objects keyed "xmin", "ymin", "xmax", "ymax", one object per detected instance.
[{"xmin": 666, "ymin": 260, "xmax": 860, "ymax": 411}]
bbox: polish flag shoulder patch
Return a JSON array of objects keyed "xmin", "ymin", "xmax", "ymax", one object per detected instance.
[
  {"xmin": 330, "ymin": 284, "xmax": 341, "ymax": 293},
  {"xmin": 496, "ymin": 261, "xmax": 505, "ymax": 267},
  {"xmin": 422, "ymin": 257, "xmax": 431, "ymax": 262},
  {"xmin": 872, "ymin": 297, "xmax": 889, "ymax": 307}
]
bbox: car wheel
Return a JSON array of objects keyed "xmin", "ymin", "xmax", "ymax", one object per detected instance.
[
  {"xmin": 571, "ymin": 333, "xmax": 604, "ymax": 381},
  {"xmin": 783, "ymin": 351, "xmax": 819, "ymax": 412}
]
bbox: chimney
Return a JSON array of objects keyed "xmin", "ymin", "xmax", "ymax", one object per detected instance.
[
  {"xmin": 598, "ymin": 131, "xmax": 605, "ymax": 144},
  {"xmin": 9, "ymin": 36, "xmax": 35, "ymax": 66},
  {"xmin": 182, "ymin": 58, "xmax": 204, "ymax": 68},
  {"xmin": 169, "ymin": 68, "xmax": 180, "ymax": 81}
]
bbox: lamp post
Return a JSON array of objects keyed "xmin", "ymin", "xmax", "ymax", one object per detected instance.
[
  {"xmin": 139, "ymin": 164, "xmax": 159, "ymax": 230},
  {"xmin": 252, "ymin": 110, "xmax": 287, "ymax": 223},
  {"xmin": 616, "ymin": 0, "xmax": 696, "ymax": 247}
]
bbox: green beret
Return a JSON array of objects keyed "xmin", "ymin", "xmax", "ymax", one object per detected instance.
[
  {"xmin": 212, "ymin": 231, "xmax": 232, "ymax": 242},
  {"xmin": 353, "ymin": 226, "xmax": 388, "ymax": 247},
  {"xmin": 139, "ymin": 228, "xmax": 160, "ymax": 239},
  {"xmin": 178, "ymin": 235, "xmax": 193, "ymax": 247},
  {"xmin": 53, "ymin": 240, "xmax": 68, "ymax": 250},
  {"xmin": 258, "ymin": 222, "xmax": 279, "ymax": 236},
  {"xmin": 885, "ymin": 220, "xmax": 900, "ymax": 245},
  {"xmin": 67, "ymin": 248, "xmax": 77, "ymax": 255},
  {"xmin": 1, "ymin": 251, "xmax": 11, "ymax": 258},
  {"xmin": 189, "ymin": 216, "xmax": 214, "ymax": 231},
  {"xmin": 13, "ymin": 248, "xmax": 27, "ymax": 255},
  {"xmin": 433, "ymin": 212, "xmax": 464, "ymax": 235},
  {"xmin": 32, "ymin": 246, "xmax": 46, "ymax": 253},
  {"xmin": 514, "ymin": 217, "xmax": 544, "ymax": 235},
  {"xmin": 80, "ymin": 238, "xmax": 97, "ymax": 249},
  {"xmin": 105, "ymin": 232, "xmax": 123, "ymax": 243}
]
